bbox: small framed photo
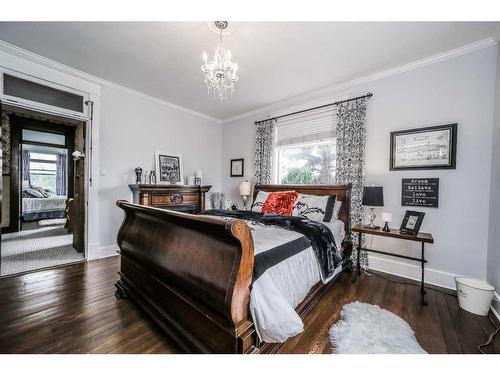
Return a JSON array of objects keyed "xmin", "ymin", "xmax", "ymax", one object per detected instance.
[
  {"xmin": 155, "ymin": 151, "xmax": 183, "ymax": 185},
  {"xmin": 399, "ymin": 210, "xmax": 425, "ymax": 236},
  {"xmin": 194, "ymin": 177, "xmax": 202, "ymax": 186},
  {"xmin": 390, "ymin": 124, "xmax": 457, "ymax": 170},
  {"xmin": 230, "ymin": 158, "xmax": 244, "ymax": 177}
]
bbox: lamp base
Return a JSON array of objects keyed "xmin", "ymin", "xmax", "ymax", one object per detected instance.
[
  {"xmin": 383, "ymin": 222, "xmax": 390, "ymax": 232},
  {"xmin": 241, "ymin": 195, "xmax": 249, "ymax": 210}
]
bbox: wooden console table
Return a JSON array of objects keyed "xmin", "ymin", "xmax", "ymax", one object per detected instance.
[
  {"xmin": 351, "ymin": 224, "xmax": 434, "ymax": 305},
  {"xmin": 129, "ymin": 184, "xmax": 211, "ymax": 214}
]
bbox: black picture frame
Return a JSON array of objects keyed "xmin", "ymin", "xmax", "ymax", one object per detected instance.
[
  {"xmin": 230, "ymin": 158, "xmax": 244, "ymax": 177},
  {"xmin": 399, "ymin": 210, "xmax": 425, "ymax": 236},
  {"xmin": 194, "ymin": 177, "xmax": 201, "ymax": 186},
  {"xmin": 390, "ymin": 124, "xmax": 457, "ymax": 170}
]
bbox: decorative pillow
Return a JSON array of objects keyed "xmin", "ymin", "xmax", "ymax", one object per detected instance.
[
  {"xmin": 251, "ymin": 191, "xmax": 269, "ymax": 212},
  {"xmin": 333, "ymin": 200, "xmax": 342, "ymax": 220},
  {"xmin": 261, "ymin": 191, "xmax": 299, "ymax": 216},
  {"xmin": 293, "ymin": 194, "xmax": 337, "ymax": 222},
  {"xmin": 33, "ymin": 186, "xmax": 51, "ymax": 198},
  {"xmin": 23, "ymin": 188, "xmax": 45, "ymax": 198}
]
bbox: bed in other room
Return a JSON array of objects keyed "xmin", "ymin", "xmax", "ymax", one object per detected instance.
[{"xmin": 22, "ymin": 187, "xmax": 67, "ymax": 221}]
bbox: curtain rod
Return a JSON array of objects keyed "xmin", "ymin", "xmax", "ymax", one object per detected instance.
[{"xmin": 255, "ymin": 92, "xmax": 373, "ymax": 124}]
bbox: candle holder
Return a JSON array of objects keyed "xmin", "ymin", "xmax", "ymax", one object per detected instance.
[{"xmin": 381, "ymin": 212, "xmax": 392, "ymax": 232}]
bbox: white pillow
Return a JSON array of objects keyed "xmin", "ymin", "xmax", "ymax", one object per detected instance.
[
  {"xmin": 333, "ymin": 200, "xmax": 342, "ymax": 220},
  {"xmin": 251, "ymin": 191, "xmax": 269, "ymax": 212},
  {"xmin": 293, "ymin": 194, "xmax": 337, "ymax": 222}
]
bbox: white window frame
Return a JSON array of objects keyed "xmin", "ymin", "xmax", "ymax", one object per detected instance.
[{"xmin": 0, "ymin": 68, "xmax": 90, "ymax": 120}]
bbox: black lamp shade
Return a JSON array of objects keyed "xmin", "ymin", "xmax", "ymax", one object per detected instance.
[{"xmin": 362, "ymin": 186, "xmax": 384, "ymax": 206}]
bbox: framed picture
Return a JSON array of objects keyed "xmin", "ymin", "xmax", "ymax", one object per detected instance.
[
  {"xmin": 155, "ymin": 151, "xmax": 183, "ymax": 185},
  {"xmin": 230, "ymin": 158, "xmax": 244, "ymax": 177},
  {"xmin": 399, "ymin": 210, "xmax": 425, "ymax": 236},
  {"xmin": 194, "ymin": 177, "xmax": 202, "ymax": 186},
  {"xmin": 390, "ymin": 124, "xmax": 457, "ymax": 170}
]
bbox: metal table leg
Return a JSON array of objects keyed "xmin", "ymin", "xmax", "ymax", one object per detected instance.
[
  {"xmin": 421, "ymin": 242, "xmax": 427, "ymax": 306},
  {"xmin": 352, "ymin": 231, "xmax": 362, "ymax": 283}
]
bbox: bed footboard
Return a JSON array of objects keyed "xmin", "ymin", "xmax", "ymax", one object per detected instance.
[{"xmin": 115, "ymin": 200, "xmax": 257, "ymax": 353}]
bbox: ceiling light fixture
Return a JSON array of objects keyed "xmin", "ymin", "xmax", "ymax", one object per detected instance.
[{"xmin": 201, "ymin": 21, "xmax": 239, "ymax": 100}]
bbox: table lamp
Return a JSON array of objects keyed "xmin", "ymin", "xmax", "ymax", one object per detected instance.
[
  {"xmin": 362, "ymin": 186, "xmax": 384, "ymax": 229},
  {"xmin": 239, "ymin": 180, "xmax": 251, "ymax": 210},
  {"xmin": 381, "ymin": 212, "xmax": 392, "ymax": 232}
]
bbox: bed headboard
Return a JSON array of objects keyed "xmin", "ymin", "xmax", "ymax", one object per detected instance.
[{"xmin": 253, "ymin": 184, "xmax": 352, "ymax": 240}]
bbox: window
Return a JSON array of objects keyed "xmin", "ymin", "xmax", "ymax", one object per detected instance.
[
  {"xmin": 277, "ymin": 139, "xmax": 336, "ymax": 184},
  {"xmin": 3, "ymin": 74, "xmax": 84, "ymax": 113},
  {"xmin": 274, "ymin": 106, "xmax": 337, "ymax": 184},
  {"xmin": 22, "ymin": 129, "xmax": 66, "ymax": 146},
  {"xmin": 29, "ymin": 152, "xmax": 57, "ymax": 192}
]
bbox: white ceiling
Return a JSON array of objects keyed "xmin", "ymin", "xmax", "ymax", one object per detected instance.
[{"xmin": 0, "ymin": 22, "xmax": 499, "ymax": 121}]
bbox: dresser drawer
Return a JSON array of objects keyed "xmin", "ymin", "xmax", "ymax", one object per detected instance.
[{"xmin": 151, "ymin": 193, "xmax": 198, "ymax": 206}]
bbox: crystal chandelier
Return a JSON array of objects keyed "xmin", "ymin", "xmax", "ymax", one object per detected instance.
[{"xmin": 201, "ymin": 21, "xmax": 239, "ymax": 100}]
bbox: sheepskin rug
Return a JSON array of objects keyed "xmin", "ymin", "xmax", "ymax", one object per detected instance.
[{"xmin": 329, "ymin": 301, "xmax": 427, "ymax": 354}]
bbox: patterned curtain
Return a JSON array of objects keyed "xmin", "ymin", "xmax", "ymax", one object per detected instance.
[
  {"xmin": 254, "ymin": 118, "xmax": 276, "ymax": 184},
  {"xmin": 22, "ymin": 149, "xmax": 30, "ymax": 185},
  {"xmin": 56, "ymin": 152, "xmax": 67, "ymax": 196},
  {"xmin": 1, "ymin": 112, "xmax": 11, "ymax": 175},
  {"xmin": 335, "ymin": 98, "xmax": 368, "ymax": 269}
]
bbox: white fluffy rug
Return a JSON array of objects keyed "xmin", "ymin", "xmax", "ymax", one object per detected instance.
[{"xmin": 330, "ymin": 301, "xmax": 427, "ymax": 354}]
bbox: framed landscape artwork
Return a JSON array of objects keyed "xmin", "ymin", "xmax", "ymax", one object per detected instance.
[
  {"xmin": 390, "ymin": 124, "xmax": 457, "ymax": 170},
  {"xmin": 155, "ymin": 151, "xmax": 183, "ymax": 184}
]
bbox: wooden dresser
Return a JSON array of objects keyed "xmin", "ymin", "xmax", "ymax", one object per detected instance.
[{"xmin": 129, "ymin": 184, "xmax": 211, "ymax": 213}]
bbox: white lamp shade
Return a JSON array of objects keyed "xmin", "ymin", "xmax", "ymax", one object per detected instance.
[
  {"xmin": 381, "ymin": 212, "xmax": 393, "ymax": 222},
  {"xmin": 239, "ymin": 181, "xmax": 251, "ymax": 196}
]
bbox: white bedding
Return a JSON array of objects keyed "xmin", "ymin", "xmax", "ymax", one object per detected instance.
[
  {"xmin": 22, "ymin": 196, "xmax": 67, "ymax": 214},
  {"xmin": 247, "ymin": 219, "xmax": 345, "ymax": 343}
]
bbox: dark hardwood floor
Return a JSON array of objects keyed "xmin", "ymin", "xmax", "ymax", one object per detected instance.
[{"xmin": 0, "ymin": 256, "xmax": 498, "ymax": 354}]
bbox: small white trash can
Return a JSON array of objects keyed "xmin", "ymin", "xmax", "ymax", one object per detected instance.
[{"xmin": 455, "ymin": 277, "xmax": 495, "ymax": 316}]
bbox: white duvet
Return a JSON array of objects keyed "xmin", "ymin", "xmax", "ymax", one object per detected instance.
[
  {"xmin": 22, "ymin": 196, "xmax": 67, "ymax": 214},
  {"xmin": 247, "ymin": 219, "xmax": 345, "ymax": 343}
]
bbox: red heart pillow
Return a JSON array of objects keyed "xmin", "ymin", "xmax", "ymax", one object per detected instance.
[{"xmin": 261, "ymin": 191, "xmax": 299, "ymax": 216}]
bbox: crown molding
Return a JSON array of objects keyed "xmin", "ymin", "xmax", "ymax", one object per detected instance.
[
  {"xmin": 222, "ymin": 37, "xmax": 498, "ymax": 124},
  {"xmin": 0, "ymin": 39, "xmax": 222, "ymax": 124},
  {"xmin": 1, "ymin": 37, "xmax": 496, "ymax": 126}
]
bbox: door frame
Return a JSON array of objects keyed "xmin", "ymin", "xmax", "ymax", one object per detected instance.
[
  {"xmin": 7, "ymin": 115, "xmax": 76, "ymax": 233},
  {"xmin": 1, "ymin": 100, "xmax": 92, "ymax": 263}
]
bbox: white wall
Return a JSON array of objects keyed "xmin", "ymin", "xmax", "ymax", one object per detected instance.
[
  {"xmin": 0, "ymin": 44, "xmax": 222, "ymax": 259},
  {"xmin": 221, "ymin": 45, "xmax": 498, "ymax": 289},
  {"xmin": 487, "ymin": 45, "xmax": 500, "ymax": 315},
  {"xmin": 98, "ymin": 85, "xmax": 222, "ymax": 253}
]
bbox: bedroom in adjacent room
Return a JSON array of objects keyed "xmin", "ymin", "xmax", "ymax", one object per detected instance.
[{"xmin": 1, "ymin": 90, "xmax": 87, "ymax": 276}]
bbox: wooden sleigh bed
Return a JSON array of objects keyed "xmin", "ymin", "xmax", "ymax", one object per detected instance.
[{"xmin": 114, "ymin": 184, "xmax": 352, "ymax": 354}]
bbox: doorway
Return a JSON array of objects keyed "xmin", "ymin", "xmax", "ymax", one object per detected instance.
[{"xmin": 0, "ymin": 110, "xmax": 87, "ymax": 276}]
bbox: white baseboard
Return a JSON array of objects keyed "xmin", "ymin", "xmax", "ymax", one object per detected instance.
[
  {"xmin": 367, "ymin": 254, "xmax": 458, "ymax": 290},
  {"xmin": 98, "ymin": 245, "xmax": 120, "ymax": 259}
]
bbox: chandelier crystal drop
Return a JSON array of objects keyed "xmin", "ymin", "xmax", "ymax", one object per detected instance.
[{"xmin": 201, "ymin": 21, "xmax": 239, "ymax": 100}]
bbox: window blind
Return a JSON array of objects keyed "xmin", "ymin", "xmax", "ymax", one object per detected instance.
[{"xmin": 275, "ymin": 107, "xmax": 337, "ymax": 147}]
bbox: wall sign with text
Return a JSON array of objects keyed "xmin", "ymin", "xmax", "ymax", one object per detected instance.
[{"xmin": 401, "ymin": 178, "xmax": 439, "ymax": 208}]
